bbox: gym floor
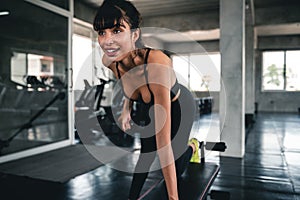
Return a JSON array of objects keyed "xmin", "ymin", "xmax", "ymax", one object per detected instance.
[
  {"xmin": 0, "ymin": 112, "xmax": 299, "ymax": 200},
  {"xmin": 211, "ymin": 112, "xmax": 300, "ymax": 200}
]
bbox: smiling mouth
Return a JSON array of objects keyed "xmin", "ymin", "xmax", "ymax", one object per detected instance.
[
  {"xmin": 105, "ymin": 48, "xmax": 119, "ymax": 56},
  {"xmin": 107, "ymin": 49, "xmax": 117, "ymax": 53}
]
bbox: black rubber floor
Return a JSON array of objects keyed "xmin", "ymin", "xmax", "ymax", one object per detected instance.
[{"xmin": 0, "ymin": 112, "xmax": 299, "ymax": 200}]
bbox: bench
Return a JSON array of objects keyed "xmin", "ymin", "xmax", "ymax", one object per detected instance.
[{"xmin": 139, "ymin": 142, "xmax": 230, "ymax": 200}]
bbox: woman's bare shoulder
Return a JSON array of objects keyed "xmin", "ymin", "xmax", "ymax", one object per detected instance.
[{"xmin": 147, "ymin": 49, "xmax": 171, "ymax": 66}]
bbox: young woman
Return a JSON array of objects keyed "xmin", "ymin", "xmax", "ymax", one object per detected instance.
[{"xmin": 93, "ymin": 1, "xmax": 200, "ymax": 199}]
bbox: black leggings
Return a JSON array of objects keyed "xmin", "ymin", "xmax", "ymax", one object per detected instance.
[{"xmin": 128, "ymin": 85, "xmax": 196, "ymax": 199}]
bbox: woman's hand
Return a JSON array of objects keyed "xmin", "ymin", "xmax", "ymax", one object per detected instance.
[
  {"xmin": 118, "ymin": 98, "xmax": 133, "ymax": 132},
  {"xmin": 118, "ymin": 110, "xmax": 132, "ymax": 132}
]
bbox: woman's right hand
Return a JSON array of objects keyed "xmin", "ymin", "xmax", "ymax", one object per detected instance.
[{"xmin": 118, "ymin": 111, "xmax": 132, "ymax": 132}]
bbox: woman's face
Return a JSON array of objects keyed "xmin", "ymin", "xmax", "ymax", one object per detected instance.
[{"xmin": 97, "ymin": 20, "xmax": 139, "ymax": 63}]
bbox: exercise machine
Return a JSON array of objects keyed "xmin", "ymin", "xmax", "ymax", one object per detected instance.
[{"xmin": 74, "ymin": 78, "xmax": 134, "ymax": 147}]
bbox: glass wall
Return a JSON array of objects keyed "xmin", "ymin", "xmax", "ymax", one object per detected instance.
[
  {"xmin": 43, "ymin": 0, "xmax": 70, "ymax": 10},
  {"xmin": 0, "ymin": 0, "xmax": 69, "ymax": 157}
]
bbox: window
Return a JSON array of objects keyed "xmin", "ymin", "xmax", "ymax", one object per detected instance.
[
  {"xmin": 72, "ymin": 21, "xmax": 113, "ymax": 105},
  {"xmin": 72, "ymin": 34, "xmax": 93, "ymax": 90},
  {"xmin": 262, "ymin": 50, "xmax": 300, "ymax": 91},
  {"xmin": 172, "ymin": 53, "xmax": 221, "ymax": 92},
  {"xmin": 286, "ymin": 51, "xmax": 300, "ymax": 91}
]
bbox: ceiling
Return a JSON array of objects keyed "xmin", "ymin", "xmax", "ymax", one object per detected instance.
[
  {"xmin": 81, "ymin": 0, "xmax": 219, "ymax": 17},
  {"xmin": 80, "ymin": 0, "xmax": 300, "ymax": 42}
]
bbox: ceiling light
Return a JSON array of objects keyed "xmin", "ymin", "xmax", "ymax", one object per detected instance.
[{"xmin": 0, "ymin": 11, "xmax": 10, "ymax": 16}]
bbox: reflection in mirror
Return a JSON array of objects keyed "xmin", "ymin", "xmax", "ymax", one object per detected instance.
[
  {"xmin": 0, "ymin": 0, "xmax": 69, "ymax": 156},
  {"xmin": 11, "ymin": 52, "xmax": 66, "ymax": 90}
]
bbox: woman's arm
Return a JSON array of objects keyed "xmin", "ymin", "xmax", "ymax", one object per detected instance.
[
  {"xmin": 102, "ymin": 54, "xmax": 133, "ymax": 132},
  {"xmin": 148, "ymin": 50, "xmax": 179, "ymax": 200},
  {"xmin": 152, "ymin": 85, "xmax": 178, "ymax": 200}
]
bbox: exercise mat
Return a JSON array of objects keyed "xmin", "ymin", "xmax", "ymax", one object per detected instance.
[{"xmin": 0, "ymin": 144, "xmax": 105, "ymax": 183}]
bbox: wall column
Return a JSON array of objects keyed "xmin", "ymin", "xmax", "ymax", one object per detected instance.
[{"xmin": 219, "ymin": 0, "xmax": 246, "ymax": 158}]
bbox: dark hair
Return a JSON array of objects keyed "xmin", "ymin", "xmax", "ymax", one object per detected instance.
[{"xmin": 93, "ymin": 0, "xmax": 144, "ymax": 48}]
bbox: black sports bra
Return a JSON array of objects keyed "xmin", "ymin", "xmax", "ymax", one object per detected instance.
[{"xmin": 116, "ymin": 48, "xmax": 180, "ymax": 105}]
